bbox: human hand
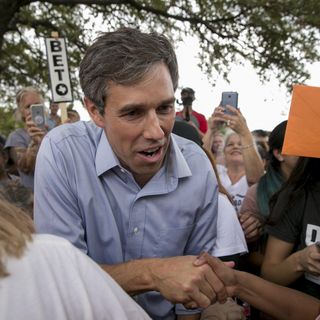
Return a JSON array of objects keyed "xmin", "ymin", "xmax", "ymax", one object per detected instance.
[
  {"xmin": 212, "ymin": 106, "xmax": 250, "ymax": 138},
  {"xmin": 25, "ymin": 114, "xmax": 46, "ymax": 145},
  {"xmin": 200, "ymin": 298, "xmax": 245, "ymax": 320},
  {"xmin": 239, "ymin": 212, "xmax": 263, "ymax": 243},
  {"xmin": 297, "ymin": 243, "xmax": 320, "ymax": 275},
  {"xmin": 151, "ymin": 256, "xmax": 228, "ymax": 309},
  {"xmin": 208, "ymin": 107, "xmax": 227, "ymax": 131},
  {"xmin": 194, "ymin": 253, "xmax": 237, "ymax": 297}
]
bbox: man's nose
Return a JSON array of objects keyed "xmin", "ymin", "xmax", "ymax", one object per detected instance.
[{"xmin": 143, "ymin": 112, "xmax": 165, "ymax": 140}]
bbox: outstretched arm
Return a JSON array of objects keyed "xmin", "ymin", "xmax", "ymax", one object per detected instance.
[
  {"xmin": 195, "ymin": 253, "xmax": 320, "ymax": 320},
  {"xmin": 10, "ymin": 115, "xmax": 46, "ymax": 174},
  {"xmin": 101, "ymin": 255, "xmax": 228, "ymax": 309}
]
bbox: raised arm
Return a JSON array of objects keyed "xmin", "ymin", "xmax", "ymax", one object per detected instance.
[
  {"xmin": 214, "ymin": 106, "xmax": 264, "ymax": 185},
  {"xmin": 10, "ymin": 115, "xmax": 46, "ymax": 174}
]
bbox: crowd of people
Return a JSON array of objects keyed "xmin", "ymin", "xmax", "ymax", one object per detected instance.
[{"xmin": 0, "ymin": 27, "xmax": 319, "ymax": 320}]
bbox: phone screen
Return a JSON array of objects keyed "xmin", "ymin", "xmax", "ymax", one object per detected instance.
[
  {"xmin": 221, "ymin": 92, "xmax": 238, "ymax": 108},
  {"xmin": 31, "ymin": 104, "xmax": 46, "ymax": 129}
]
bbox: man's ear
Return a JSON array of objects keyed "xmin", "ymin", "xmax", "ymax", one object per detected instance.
[
  {"xmin": 84, "ymin": 97, "xmax": 105, "ymax": 128},
  {"xmin": 273, "ymin": 149, "xmax": 284, "ymax": 162}
]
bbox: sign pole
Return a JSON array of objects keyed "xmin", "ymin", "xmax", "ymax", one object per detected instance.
[{"xmin": 46, "ymin": 31, "xmax": 72, "ymax": 123}]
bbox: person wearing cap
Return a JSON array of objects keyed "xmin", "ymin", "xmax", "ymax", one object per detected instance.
[{"xmin": 176, "ymin": 87, "xmax": 208, "ymax": 137}]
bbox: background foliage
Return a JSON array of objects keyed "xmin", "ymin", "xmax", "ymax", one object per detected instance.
[{"xmin": 1, "ymin": 0, "xmax": 320, "ymax": 114}]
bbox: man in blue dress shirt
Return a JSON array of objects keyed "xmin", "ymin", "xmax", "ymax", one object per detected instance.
[{"xmin": 34, "ymin": 28, "xmax": 223, "ymax": 320}]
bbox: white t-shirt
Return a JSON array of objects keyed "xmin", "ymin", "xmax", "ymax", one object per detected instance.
[
  {"xmin": 211, "ymin": 193, "xmax": 248, "ymax": 257},
  {"xmin": 217, "ymin": 164, "xmax": 249, "ymax": 213},
  {"xmin": 0, "ymin": 234, "xmax": 151, "ymax": 320}
]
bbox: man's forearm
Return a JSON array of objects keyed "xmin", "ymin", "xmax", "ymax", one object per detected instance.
[
  {"xmin": 100, "ymin": 258, "xmax": 157, "ymax": 295},
  {"xmin": 100, "ymin": 255, "xmax": 227, "ymax": 309}
]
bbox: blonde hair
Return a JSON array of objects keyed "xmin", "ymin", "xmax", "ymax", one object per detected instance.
[
  {"xmin": 0, "ymin": 199, "xmax": 35, "ymax": 277},
  {"xmin": 16, "ymin": 86, "xmax": 43, "ymax": 108}
]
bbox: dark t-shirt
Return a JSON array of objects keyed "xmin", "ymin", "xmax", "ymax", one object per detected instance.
[{"xmin": 267, "ymin": 183, "xmax": 320, "ymax": 298}]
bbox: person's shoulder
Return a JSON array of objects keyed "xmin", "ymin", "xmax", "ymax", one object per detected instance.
[
  {"xmin": 218, "ymin": 193, "xmax": 234, "ymax": 211},
  {"xmin": 46, "ymin": 121, "xmax": 102, "ymax": 145},
  {"xmin": 172, "ymin": 133, "xmax": 204, "ymax": 156},
  {"xmin": 6, "ymin": 127, "xmax": 27, "ymax": 139},
  {"xmin": 247, "ymin": 182, "xmax": 258, "ymax": 194},
  {"xmin": 171, "ymin": 134, "xmax": 213, "ymax": 177},
  {"xmin": 192, "ymin": 109, "xmax": 206, "ymax": 119},
  {"xmin": 4, "ymin": 128, "xmax": 29, "ymax": 148}
]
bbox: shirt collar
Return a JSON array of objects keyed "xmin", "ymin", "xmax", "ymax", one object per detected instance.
[
  {"xmin": 95, "ymin": 131, "xmax": 120, "ymax": 176},
  {"xmin": 167, "ymin": 134, "xmax": 192, "ymax": 179}
]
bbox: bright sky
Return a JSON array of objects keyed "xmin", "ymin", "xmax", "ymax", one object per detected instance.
[{"xmin": 74, "ymin": 37, "xmax": 320, "ymax": 132}]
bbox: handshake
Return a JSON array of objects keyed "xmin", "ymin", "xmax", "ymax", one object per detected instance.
[{"xmin": 153, "ymin": 253, "xmax": 238, "ymax": 310}]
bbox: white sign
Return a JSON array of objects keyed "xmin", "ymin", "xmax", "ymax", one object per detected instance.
[{"xmin": 45, "ymin": 37, "xmax": 73, "ymax": 103}]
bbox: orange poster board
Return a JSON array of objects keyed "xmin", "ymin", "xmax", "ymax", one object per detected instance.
[{"xmin": 282, "ymin": 85, "xmax": 320, "ymax": 158}]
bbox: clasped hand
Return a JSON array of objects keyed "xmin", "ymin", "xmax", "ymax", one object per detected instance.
[{"xmin": 152, "ymin": 255, "xmax": 228, "ymax": 309}]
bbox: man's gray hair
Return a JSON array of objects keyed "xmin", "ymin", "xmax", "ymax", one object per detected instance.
[{"xmin": 79, "ymin": 27, "xmax": 179, "ymax": 115}]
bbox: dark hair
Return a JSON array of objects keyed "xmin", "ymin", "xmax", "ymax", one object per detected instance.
[
  {"xmin": 0, "ymin": 135, "xmax": 6, "ymax": 158},
  {"xmin": 267, "ymin": 120, "xmax": 287, "ymax": 170},
  {"xmin": 268, "ymin": 157, "xmax": 320, "ymax": 224},
  {"xmin": 172, "ymin": 120, "xmax": 202, "ymax": 146},
  {"xmin": 79, "ymin": 27, "xmax": 179, "ymax": 115},
  {"xmin": 181, "ymin": 87, "xmax": 195, "ymax": 96},
  {"xmin": 252, "ymin": 129, "xmax": 269, "ymax": 138},
  {"xmin": 256, "ymin": 141, "xmax": 268, "ymax": 161}
]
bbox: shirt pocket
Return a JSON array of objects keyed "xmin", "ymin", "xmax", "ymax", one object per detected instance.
[{"xmin": 153, "ymin": 224, "xmax": 195, "ymax": 257}]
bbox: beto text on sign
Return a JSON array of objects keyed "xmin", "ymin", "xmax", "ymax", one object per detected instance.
[{"xmin": 45, "ymin": 37, "xmax": 73, "ymax": 103}]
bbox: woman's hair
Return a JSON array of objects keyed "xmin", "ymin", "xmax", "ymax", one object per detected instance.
[
  {"xmin": 268, "ymin": 157, "xmax": 320, "ymax": 224},
  {"xmin": 16, "ymin": 87, "xmax": 43, "ymax": 108},
  {"xmin": 223, "ymin": 132, "xmax": 238, "ymax": 151},
  {"xmin": 267, "ymin": 120, "xmax": 287, "ymax": 170},
  {"xmin": 0, "ymin": 199, "xmax": 34, "ymax": 277}
]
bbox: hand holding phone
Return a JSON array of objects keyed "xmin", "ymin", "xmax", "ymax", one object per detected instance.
[
  {"xmin": 31, "ymin": 104, "xmax": 46, "ymax": 130},
  {"xmin": 221, "ymin": 92, "xmax": 238, "ymax": 115}
]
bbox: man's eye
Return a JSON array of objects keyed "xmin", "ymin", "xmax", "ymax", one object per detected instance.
[
  {"xmin": 122, "ymin": 109, "xmax": 143, "ymax": 118},
  {"xmin": 157, "ymin": 105, "xmax": 173, "ymax": 114}
]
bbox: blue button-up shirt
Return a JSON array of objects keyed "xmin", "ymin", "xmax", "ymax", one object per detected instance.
[{"xmin": 34, "ymin": 121, "xmax": 218, "ymax": 320}]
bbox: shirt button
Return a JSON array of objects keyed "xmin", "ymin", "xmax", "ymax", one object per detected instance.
[
  {"xmin": 120, "ymin": 168, "xmax": 126, "ymax": 173},
  {"xmin": 133, "ymin": 227, "xmax": 139, "ymax": 234}
]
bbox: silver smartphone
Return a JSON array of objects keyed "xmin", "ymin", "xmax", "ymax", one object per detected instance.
[
  {"xmin": 221, "ymin": 92, "xmax": 238, "ymax": 114},
  {"xmin": 31, "ymin": 104, "xmax": 46, "ymax": 129}
]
